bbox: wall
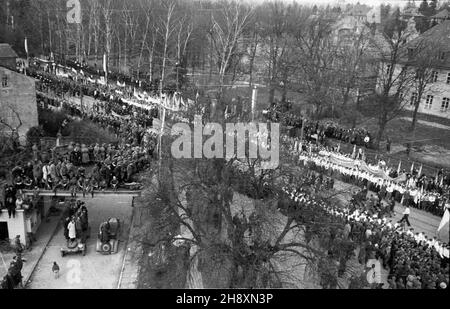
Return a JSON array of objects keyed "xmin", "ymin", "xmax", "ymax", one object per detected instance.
[
  {"xmin": 0, "ymin": 67, "xmax": 39, "ymax": 144},
  {"xmin": 378, "ymin": 64, "xmax": 450, "ymax": 120},
  {"xmin": 0, "ymin": 209, "xmax": 28, "ymax": 246},
  {"xmin": 404, "ymin": 69, "xmax": 450, "ymax": 119}
]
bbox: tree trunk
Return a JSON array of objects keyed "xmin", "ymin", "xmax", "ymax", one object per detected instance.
[
  {"xmin": 47, "ymin": 11, "xmax": 52, "ymax": 53},
  {"xmin": 137, "ymin": 17, "xmax": 150, "ymax": 79},
  {"xmin": 376, "ymin": 112, "xmax": 388, "ymax": 150},
  {"xmin": 410, "ymin": 92, "xmax": 423, "ymax": 132},
  {"xmin": 268, "ymin": 85, "xmax": 275, "ymax": 106}
]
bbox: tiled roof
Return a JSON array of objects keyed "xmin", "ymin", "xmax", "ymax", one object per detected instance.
[
  {"xmin": 404, "ymin": 20, "xmax": 450, "ymax": 69},
  {"xmin": 431, "ymin": 9, "xmax": 450, "ymax": 19},
  {"xmin": 410, "ymin": 20, "xmax": 450, "ymax": 50},
  {"xmin": 0, "ymin": 43, "xmax": 18, "ymax": 58}
]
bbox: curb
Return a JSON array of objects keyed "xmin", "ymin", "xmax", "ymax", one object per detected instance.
[{"xmin": 117, "ymin": 197, "xmax": 137, "ymax": 289}]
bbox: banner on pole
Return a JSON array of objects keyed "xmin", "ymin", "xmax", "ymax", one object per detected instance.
[{"xmin": 437, "ymin": 209, "xmax": 449, "ymax": 233}]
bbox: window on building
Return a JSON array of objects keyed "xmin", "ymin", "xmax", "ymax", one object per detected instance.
[
  {"xmin": 447, "ymin": 72, "xmax": 450, "ymax": 84},
  {"xmin": 410, "ymin": 92, "xmax": 418, "ymax": 106},
  {"xmin": 1, "ymin": 75, "xmax": 8, "ymax": 88},
  {"xmin": 440, "ymin": 52, "xmax": 446, "ymax": 60},
  {"xmin": 442, "ymin": 98, "xmax": 450, "ymax": 112},
  {"xmin": 408, "ymin": 48, "xmax": 415, "ymax": 58},
  {"xmin": 431, "ymin": 71, "xmax": 438, "ymax": 83},
  {"xmin": 425, "ymin": 95, "xmax": 434, "ymax": 109}
]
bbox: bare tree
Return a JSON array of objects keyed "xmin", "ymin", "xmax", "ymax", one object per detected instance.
[
  {"xmin": 100, "ymin": 0, "xmax": 115, "ymax": 66},
  {"xmin": 407, "ymin": 39, "xmax": 441, "ymax": 132},
  {"xmin": 157, "ymin": 0, "xmax": 178, "ymax": 94},
  {"xmin": 208, "ymin": 1, "xmax": 253, "ymax": 89},
  {"xmin": 292, "ymin": 11, "xmax": 340, "ymax": 118},
  {"xmin": 137, "ymin": 0, "xmax": 154, "ymax": 79},
  {"xmin": 0, "ymin": 104, "xmax": 23, "ymax": 151},
  {"xmin": 369, "ymin": 15, "xmax": 416, "ymax": 148}
]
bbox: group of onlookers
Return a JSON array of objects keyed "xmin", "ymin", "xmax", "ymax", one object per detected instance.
[{"xmin": 281, "ymin": 168, "xmax": 449, "ymax": 289}]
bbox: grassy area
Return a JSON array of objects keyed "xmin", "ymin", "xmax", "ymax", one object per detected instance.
[{"xmin": 359, "ymin": 117, "xmax": 450, "ymax": 150}]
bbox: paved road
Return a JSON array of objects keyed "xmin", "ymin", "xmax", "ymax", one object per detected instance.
[
  {"xmin": 26, "ymin": 195, "xmax": 133, "ymax": 289},
  {"xmin": 332, "ymin": 180, "xmax": 449, "ymax": 243}
]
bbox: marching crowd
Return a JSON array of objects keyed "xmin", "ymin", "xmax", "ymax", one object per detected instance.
[
  {"xmin": 282, "ymin": 171, "xmax": 449, "ymax": 289},
  {"xmin": 282, "ymin": 134, "xmax": 450, "ymax": 217}
]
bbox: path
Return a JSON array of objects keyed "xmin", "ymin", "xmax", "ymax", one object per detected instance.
[
  {"xmin": 0, "ymin": 215, "xmax": 60, "ymax": 286},
  {"xmin": 400, "ymin": 117, "xmax": 450, "ymax": 131},
  {"xmin": 332, "ymin": 180, "xmax": 449, "ymax": 243}
]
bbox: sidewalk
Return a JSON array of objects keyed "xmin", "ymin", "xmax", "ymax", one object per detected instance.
[
  {"xmin": 0, "ymin": 215, "xmax": 60, "ymax": 287},
  {"xmin": 116, "ymin": 204, "xmax": 142, "ymax": 289}
]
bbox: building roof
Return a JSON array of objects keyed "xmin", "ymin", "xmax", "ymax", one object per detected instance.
[
  {"xmin": 431, "ymin": 9, "xmax": 450, "ymax": 19},
  {"xmin": 403, "ymin": 20, "xmax": 450, "ymax": 69},
  {"xmin": 409, "ymin": 20, "xmax": 450, "ymax": 50},
  {"xmin": 0, "ymin": 43, "xmax": 18, "ymax": 58}
]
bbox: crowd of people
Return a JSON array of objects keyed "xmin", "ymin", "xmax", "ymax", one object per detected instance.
[
  {"xmin": 1, "ymin": 61, "xmax": 162, "ymax": 197},
  {"xmin": 281, "ymin": 170, "xmax": 449, "ymax": 289},
  {"xmin": 1, "ymin": 245, "xmax": 25, "ymax": 289},
  {"xmin": 282, "ymin": 134, "xmax": 450, "ymax": 217},
  {"xmin": 9, "ymin": 142, "xmax": 151, "ymax": 195},
  {"xmin": 264, "ymin": 105, "xmax": 374, "ymax": 149},
  {"xmin": 62, "ymin": 199, "xmax": 89, "ymax": 243}
]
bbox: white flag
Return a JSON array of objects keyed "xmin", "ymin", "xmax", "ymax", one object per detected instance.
[
  {"xmin": 103, "ymin": 53, "xmax": 107, "ymax": 73},
  {"xmin": 437, "ymin": 209, "xmax": 449, "ymax": 232},
  {"xmin": 24, "ymin": 37, "xmax": 28, "ymax": 55}
]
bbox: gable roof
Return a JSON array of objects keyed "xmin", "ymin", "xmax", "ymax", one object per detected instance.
[
  {"xmin": 431, "ymin": 9, "xmax": 450, "ymax": 19},
  {"xmin": 402, "ymin": 20, "xmax": 450, "ymax": 69},
  {"xmin": 410, "ymin": 20, "xmax": 450, "ymax": 50},
  {"xmin": 0, "ymin": 43, "xmax": 18, "ymax": 58}
]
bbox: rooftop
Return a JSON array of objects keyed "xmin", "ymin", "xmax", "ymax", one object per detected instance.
[
  {"xmin": 431, "ymin": 9, "xmax": 450, "ymax": 19},
  {"xmin": 0, "ymin": 43, "xmax": 18, "ymax": 58},
  {"xmin": 403, "ymin": 20, "xmax": 450, "ymax": 69}
]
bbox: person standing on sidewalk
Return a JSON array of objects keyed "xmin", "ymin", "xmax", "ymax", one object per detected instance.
[{"xmin": 398, "ymin": 206, "xmax": 411, "ymax": 227}]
